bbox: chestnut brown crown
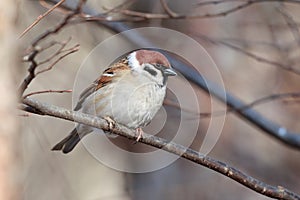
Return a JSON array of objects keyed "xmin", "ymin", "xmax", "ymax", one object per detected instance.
[{"xmin": 135, "ymin": 50, "xmax": 171, "ymax": 68}]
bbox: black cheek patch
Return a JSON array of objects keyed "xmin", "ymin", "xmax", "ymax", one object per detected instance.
[{"xmin": 144, "ymin": 66, "xmax": 157, "ymax": 76}]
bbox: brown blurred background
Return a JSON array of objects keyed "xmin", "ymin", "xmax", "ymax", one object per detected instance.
[{"xmin": 2, "ymin": 0, "xmax": 300, "ymax": 199}]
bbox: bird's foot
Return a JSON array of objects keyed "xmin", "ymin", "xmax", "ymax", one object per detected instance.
[
  {"xmin": 135, "ymin": 127, "xmax": 143, "ymax": 142},
  {"xmin": 104, "ymin": 116, "xmax": 115, "ymax": 130}
]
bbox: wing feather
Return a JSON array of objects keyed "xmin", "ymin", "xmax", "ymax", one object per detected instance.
[{"xmin": 73, "ymin": 59, "xmax": 130, "ymax": 111}]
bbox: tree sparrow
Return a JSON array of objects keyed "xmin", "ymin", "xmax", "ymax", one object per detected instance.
[{"xmin": 52, "ymin": 49, "xmax": 176, "ymax": 153}]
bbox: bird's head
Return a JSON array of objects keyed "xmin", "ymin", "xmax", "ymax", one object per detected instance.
[{"xmin": 127, "ymin": 50, "xmax": 176, "ymax": 87}]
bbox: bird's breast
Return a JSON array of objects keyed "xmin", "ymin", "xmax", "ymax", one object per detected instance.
[
  {"xmin": 84, "ymin": 72, "xmax": 167, "ymax": 129},
  {"xmin": 111, "ymin": 77, "xmax": 166, "ymax": 128}
]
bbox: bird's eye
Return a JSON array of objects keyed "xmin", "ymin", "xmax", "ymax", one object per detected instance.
[{"xmin": 144, "ymin": 65, "xmax": 157, "ymax": 76}]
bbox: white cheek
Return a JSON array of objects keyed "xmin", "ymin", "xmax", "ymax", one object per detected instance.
[
  {"xmin": 128, "ymin": 52, "xmax": 141, "ymax": 69},
  {"xmin": 131, "ymin": 64, "xmax": 144, "ymax": 77},
  {"xmin": 157, "ymin": 74, "xmax": 165, "ymax": 85}
]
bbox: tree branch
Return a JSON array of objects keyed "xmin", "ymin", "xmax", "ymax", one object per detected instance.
[
  {"xmin": 166, "ymin": 92, "xmax": 300, "ymax": 118},
  {"xmin": 21, "ymin": 97, "xmax": 300, "ymax": 200},
  {"xmin": 193, "ymin": 33, "xmax": 300, "ymax": 75},
  {"xmin": 80, "ymin": 0, "xmax": 300, "ymax": 21},
  {"xmin": 23, "ymin": 89, "xmax": 72, "ymax": 98},
  {"xmin": 18, "ymin": 49, "xmax": 39, "ymax": 96},
  {"xmin": 19, "ymin": 0, "xmax": 66, "ymax": 38},
  {"xmin": 18, "ymin": 1, "xmax": 84, "ymax": 97}
]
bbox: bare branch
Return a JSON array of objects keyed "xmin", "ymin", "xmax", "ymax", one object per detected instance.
[
  {"xmin": 41, "ymin": 0, "xmax": 300, "ymax": 23},
  {"xmin": 207, "ymin": 92, "xmax": 300, "ymax": 117},
  {"xmin": 193, "ymin": 33, "xmax": 300, "ymax": 75},
  {"xmin": 35, "ymin": 44, "xmax": 79, "ymax": 75},
  {"xmin": 18, "ymin": 49, "xmax": 39, "ymax": 96},
  {"xmin": 166, "ymin": 92, "xmax": 300, "ymax": 120},
  {"xmin": 37, "ymin": 37, "xmax": 72, "ymax": 65},
  {"xmin": 39, "ymin": 0, "xmax": 71, "ymax": 14},
  {"xmin": 31, "ymin": 0, "xmax": 86, "ymax": 47},
  {"xmin": 23, "ymin": 89, "xmax": 72, "ymax": 99},
  {"xmin": 18, "ymin": 0, "xmax": 85, "ymax": 98},
  {"xmin": 102, "ymin": 0, "xmax": 300, "ymax": 21},
  {"xmin": 18, "ymin": 42, "xmax": 79, "ymax": 97},
  {"xmin": 101, "ymin": 0, "xmax": 136, "ymax": 15},
  {"xmin": 21, "ymin": 97, "xmax": 300, "ymax": 200},
  {"xmin": 160, "ymin": 0, "xmax": 180, "ymax": 18},
  {"xmin": 19, "ymin": 0, "xmax": 66, "ymax": 38},
  {"xmin": 278, "ymin": 7, "xmax": 300, "ymax": 46}
]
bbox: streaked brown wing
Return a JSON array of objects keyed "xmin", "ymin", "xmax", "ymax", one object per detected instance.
[{"xmin": 73, "ymin": 59, "xmax": 130, "ymax": 111}]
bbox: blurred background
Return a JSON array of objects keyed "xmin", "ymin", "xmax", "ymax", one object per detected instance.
[{"xmin": 2, "ymin": 0, "xmax": 300, "ymax": 199}]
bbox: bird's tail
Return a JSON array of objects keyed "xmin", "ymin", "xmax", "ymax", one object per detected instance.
[{"xmin": 52, "ymin": 128, "xmax": 81, "ymax": 154}]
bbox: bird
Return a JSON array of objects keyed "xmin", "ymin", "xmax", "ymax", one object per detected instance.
[{"xmin": 52, "ymin": 49, "xmax": 177, "ymax": 154}]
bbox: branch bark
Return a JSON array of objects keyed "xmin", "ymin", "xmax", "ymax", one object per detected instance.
[{"xmin": 22, "ymin": 98, "xmax": 300, "ymax": 200}]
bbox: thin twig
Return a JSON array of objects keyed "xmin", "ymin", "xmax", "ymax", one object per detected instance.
[
  {"xmin": 21, "ymin": 97, "xmax": 300, "ymax": 200},
  {"xmin": 39, "ymin": 0, "xmax": 71, "ymax": 15},
  {"xmin": 35, "ymin": 44, "xmax": 79, "ymax": 75},
  {"xmin": 117, "ymin": 9, "xmax": 168, "ymax": 19},
  {"xmin": 32, "ymin": 40, "xmax": 62, "ymax": 54},
  {"xmin": 193, "ymin": 33, "xmax": 300, "ymax": 75},
  {"xmin": 101, "ymin": 0, "xmax": 136, "ymax": 15},
  {"xmin": 37, "ymin": 38, "xmax": 74, "ymax": 65},
  {"xmin": 18, "ymin": 0, "xmax": 85, "ymax": 97},
  {"xmin": 19, "ymin": 0, "xmax": 66, "ymax": 38},
  {"xmin": 160, "ymin": 0, "xmax": 180, "ymax": 18},
  {"xmin": 32, "ymin": 0, "xmax": 85, "ymax": 47},
  {"xmin": 278, "ymin": 7, "xmax": 300, "ymax": 46},
  {"xmin": 24, "ymin": 89, "xmax": 72, "ymax": 99}
]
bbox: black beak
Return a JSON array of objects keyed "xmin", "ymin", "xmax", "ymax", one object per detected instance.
[{"xmin": 163, "ymin": 67, "xmax": 177, "ymax": 76}]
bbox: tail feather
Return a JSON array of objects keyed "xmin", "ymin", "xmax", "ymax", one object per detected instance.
[{"xmin": 52, "ymin": 128, "xmax": 81, "ymax": 154}]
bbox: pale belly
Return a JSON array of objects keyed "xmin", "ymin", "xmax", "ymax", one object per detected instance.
[
  {"xmin": 84, "ymin": 78, "xmax": 166, "ymax": 129},
  {"xmin": 110, "ymin": 81, "xmax": 165, "ymax": 128}
]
